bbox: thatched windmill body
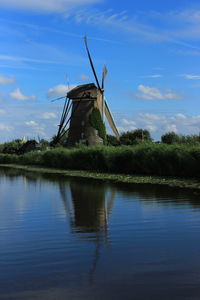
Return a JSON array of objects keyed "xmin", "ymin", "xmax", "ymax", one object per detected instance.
[{"xmin": 55, "ymin": 37, "xmax": 119, "ymax": 147}]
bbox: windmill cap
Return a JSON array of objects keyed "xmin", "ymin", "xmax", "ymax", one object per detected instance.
[{"xmin": 67, "ymin": 83, "xmax": 97, "ymax": 98}]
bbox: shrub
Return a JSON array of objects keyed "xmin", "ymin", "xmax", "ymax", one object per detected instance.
[
  {"xmin": 161, "ymin": 132, "xmax": 180, "ymax": 144},
  {"xmin": 2, "ymin": 139, "xmax": 22, "ymax": 154},
  {"xmin": 0, "ymin": 144, "xmax": 200, "ymax": 178},
  {"xmin": 106, "ymin": 135, "xmax": 120, "ymax": 146},
  {"xmin": 120, "ymin": 129, "xmax": 152, "ymax": 145}
]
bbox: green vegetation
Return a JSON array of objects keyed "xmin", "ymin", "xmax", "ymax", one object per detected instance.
[
  {"xmin": 1, "ymin": 130, "xmax": 200, "ymax": 182},
  {"xmin": 2, "ymin": 139, "xmax": 23, "ymax": 154},
  {"xmin": 161, "ymin": 132, "xmax": 200, "ymax": 145},
  {"xmin": 0, "ymin": 138, "xmax": 49, "ymax": 154},
  {"xmin": 120, "ymin": 129, "xmax": 153, "ymax": 145},
  {"xmin": 0, "ymin": 143, "xmax": 200, "ymax": 178},
  {"xmin": 1, "ymin": 163, "xmax": 200, "ymax": 190},
  {"xmin": 89, "ymin": 107, "xmax": 106, "ymax": 141},
  {"xmin": 106, "ymin": 134, "xmax": 120, "ymax": 146}
]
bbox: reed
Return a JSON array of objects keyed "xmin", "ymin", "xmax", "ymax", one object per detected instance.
[{"xmin": 0, "ymin": 143, "xmax": 200, "ymax": 178}]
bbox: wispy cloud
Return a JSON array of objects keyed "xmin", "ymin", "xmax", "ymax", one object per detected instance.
[
  {"xmin": 140, "ymin": 74, "xmax": 162, "ymax": 79},
  {"xmin": 180, "ymin": 74, "xmax": 200, "ymax": 80},
  {"xmin": 0, "ymin": 18, "xmax": 121, "ymax": 45},
  {"xmin": 133, "ymin": 85, "xmax": 181, "ymax": 101},
  {"xmin": 0, "ymin": 0, "xmax": 102, "ymax": 14},
  {"xmin": 175, "ymin": 49, "xmax": 200, "ymax": 56},
  {"xmin": 0, "ymin": 54, "xmax": 60, "ymax": 65},
  {"xmin": 0, "ymin": 74, "xmax": 15, "ymax": 85},
  {"xmin": 74, "ymin": 9, "xmax": 168, "ymax": 43},
  {"xmin": 10, "ymin": 88, "xmax": 36, "ymax": 101},
  {"xmin": 71, "ymin": 7, "xmax": 200, "ymax": 48}
]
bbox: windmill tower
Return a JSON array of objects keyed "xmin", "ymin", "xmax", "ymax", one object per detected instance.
[{"xmin": 54, "ymin": 36, "xmax": 119, "ymax": 147}]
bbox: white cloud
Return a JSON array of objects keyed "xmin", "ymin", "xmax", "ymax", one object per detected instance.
[
  {"xmin": 25, "ymin": 120, "xmax": 38, "ymax": 126},
  {"xmin": 0, "ymin": 123, "xmax": 13, "ymax": 131},
  {"xmin": 134, "ymin": 85, "xmax": 181, "ymax": 101},
  {"xmin": 146, "ymin": 125, "xmax": 157, "ymax": 132},
  {"xmin": 41, "ymin": 112, "xmax": 57, "ymax": 119},
  {"xmin": 121, "ymin": 119, "xmax": 136, "ymax": 126},
  {"xmin": 165, "ymin": 124, "xmax": 177, "ymax": 133},
  {"xmin": 175, "ymin": 113, "xmax": 187, "ymax": 119},
  {"xmin": 0, "ymin": 74, "xmax": 15, "ymax": 85},
  {"xmin": 47, "ymin": 84, "xmax": 75, "ymax": 98},
  {"xmin": 0, "ymin": 0, "xmax": 101, "ymax": 14},
  {"xmin": 116, "ymin": 112, "xmax": 200, "ymax": 140},
  {"xmin": 0, "ymin": 103, "xmax": 62, "ymax": 142},
  {"xmin": 10, "ymin": 88, "xmax": 36, "ymax": 101},
  {"xmin": 139, "ymin": 113, "xmax": 164, "ymax": 121},
  {"xmin": 181, "ymin": 74, "xmax": 200, "ymax": 80}
]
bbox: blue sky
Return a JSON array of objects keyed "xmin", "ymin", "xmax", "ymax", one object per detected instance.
[{"xmin": 1, "ymin": 0, "xmax": 200, "ymax": 141}]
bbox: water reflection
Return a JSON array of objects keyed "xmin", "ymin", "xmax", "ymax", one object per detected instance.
[
  {"xmin": 1, "ymin": 167, "xmax": 200, "ymax": 299},
  {"xmin": 114, "ymin": 182, "xmax": 200, "ymax": 209},
  {"xmin": 59, "ymin": 180, "xmax": 115, "ymax": 233},
  {"xmin": 0, "ymin": 168, "xmax": 116, "ymax": 285},
  {"xmin": 59, "ymin": 179, "xmax": 115, "ymax": 283},
  {"xmin": 1, "ymin": 166, "xmax": 200, "ymax": 214}
]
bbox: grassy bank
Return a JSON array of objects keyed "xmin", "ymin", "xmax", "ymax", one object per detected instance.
[
  {"xmin": 0, "ymin": 144, "xmax": 200, "ymax": 178},
  {"xmin": 1, "ymin": 164, "xmax": 200, "ymax": 190}
]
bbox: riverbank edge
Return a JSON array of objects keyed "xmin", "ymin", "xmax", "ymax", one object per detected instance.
[{"xmin": 0, "ymin": 163, "xmax": 200, "ymax": 190}]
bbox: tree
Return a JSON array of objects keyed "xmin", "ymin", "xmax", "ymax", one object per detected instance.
[
  {"xmin": 106, "ymin": 134, "xmax": 120, "ymax": 146},
  {"xmin": 38, "ymin": 139, "xmax": 49, "ymax": 150},
  {"xmin": 120, "ymin": 129, "xmax": 152, "ymax": 145},
  {"xmin": 161, "ymin": 132, "xmax": 180, "ymax": 144},
  {"xmin": 2, "ymin": 139, "xmax": 22, "ymax": 154}
]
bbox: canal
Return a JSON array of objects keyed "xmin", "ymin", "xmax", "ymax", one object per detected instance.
[{"xmin": 1, "ymin": 167, "xmax": 200, "ymax": 299}]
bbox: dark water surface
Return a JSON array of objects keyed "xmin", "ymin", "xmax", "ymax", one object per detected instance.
[{"xmin": 1, "ymin": 168, "xmax": 200, "ymax": 299}]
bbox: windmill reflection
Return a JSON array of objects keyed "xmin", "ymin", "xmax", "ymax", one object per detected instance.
[{"xmin": 58, "ymin": 179, "xmax": 115, "ymax": 283}]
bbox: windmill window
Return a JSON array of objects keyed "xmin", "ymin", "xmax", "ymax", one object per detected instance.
[{"xmin": 81, "ymin": 132, "xmax": 84, "ymax": 138}]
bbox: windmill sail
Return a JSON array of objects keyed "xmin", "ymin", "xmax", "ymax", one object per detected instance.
[
  {"xmin": 104, "ymin": 100, "xmax": 119, "ymax": 139},
  {"xmin": 84, "ymin": 36, "xmax": 101, "ymax": 91},
  {"xmin": 101, "ymin": 65, "xmax": 107, "ymax": 121},
  {"xmin": 101, "ymin": 65, "xmax": 107, "ymax": 91}
]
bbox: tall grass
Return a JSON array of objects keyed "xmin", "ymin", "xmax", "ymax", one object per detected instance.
[{"xmin": 0, "ymin": 143, "xmax": 200, "ymax": 178}]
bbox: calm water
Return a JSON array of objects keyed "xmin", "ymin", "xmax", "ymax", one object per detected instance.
[{"xmin": 1, "ymin": 168, "xmax": 200, "ymax": 299}]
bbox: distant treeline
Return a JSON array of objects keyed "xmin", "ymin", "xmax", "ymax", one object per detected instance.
[
  {"xmin": 1, "ymin": 130, "xmax": 200, "ymax": 155},
  {"xmin": 1, "ymin": 129, "xmax": 200, "ymax": 179},
  {"xmin": 1, "ymin": 143, "xmax": 200, "ymax": 178}
]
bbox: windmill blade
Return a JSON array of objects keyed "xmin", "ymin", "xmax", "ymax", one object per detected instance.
[
  {"xmin": 101, "ymin": 66, "xmax": 107, "ymax": 121},
  {"xmin": 104, "ymin": 100, "xmax": 120, "ymax": 139},
  {"xmin": 101, "ymin": 65, "xmax": 107, "ymax": 90},
  {"xmin": 57, "ymin": 97, "xmax": 71, "ymax": 137},
  {"xmin": 51, "ymin": 96, "xmax": 66, "ymax": 102},
  {"xmin": 84, "ymin": 36, "xmax": 101, "ymax": 91},
  {"xmin": 59, "ymin": 96, "xmax": 83, "ymax": 138}
]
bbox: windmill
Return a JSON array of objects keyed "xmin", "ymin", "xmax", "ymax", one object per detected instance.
[{"xmin": 54, "ymin": 36, "xmax": 119, "ymax": 147}]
